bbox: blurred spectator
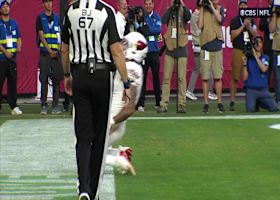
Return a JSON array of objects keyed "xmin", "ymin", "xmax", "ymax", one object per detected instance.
[
  {"xmin": 269, "ymin": 5, "xmax": 280, "ymax": 104},
  {"xmin": 242, "ymin": 36, "xmax": 279, "ymax": 112},
  {"xmin": 0, "ymin": 0, "xmax": 23, "ymax": 115},
  {"xmin": 186, "ymin": 0, "xmax": 216, "ymax": 101},
  {"xmin": 259, "ymin": 0, "xmax": 273, "ymax": 85},
  {"xmin": 157, "ymin": 0, "xmax": 191, "ymax": 113},
  {"xmin": 136, "ymin": 0, "xmax": 161, "ymax": 112},
  {"xmin": 124, "ymin": 6, "xmax": 149, "ymax": 37},
  {"xmin": 36, "ymin": 0, "xmax": 63, "ymax": 115},
  {"xmin": 116, "ymin": 0, "xmax": 128, "ymax": 39},
  {"xmin": 229, "ymin": 0, "xmax": 257, "ymax": 111},
  {"xmin": 198, "ymin": 0, "xmax": 225, "ymax": 113}
]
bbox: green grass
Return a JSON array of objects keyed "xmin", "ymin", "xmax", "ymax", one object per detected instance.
[
  {"xmin": 1, "ymin": 102, "xmax": 280, "ymax": 200},
  {"xmin": 116, "ymin": 119, "xmax": 280, "ymax": 200}
]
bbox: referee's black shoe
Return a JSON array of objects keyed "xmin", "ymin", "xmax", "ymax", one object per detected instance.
[{"xmin": 79, "ymin": 193, "xmax": 90, "ymax": 200}]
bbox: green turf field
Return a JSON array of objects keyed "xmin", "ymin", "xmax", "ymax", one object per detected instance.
[{"xmin": 1, "ymin": 102, "xmax": 280, "ymax": 200}]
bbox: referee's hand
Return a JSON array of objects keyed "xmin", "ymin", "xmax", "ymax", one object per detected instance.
[
  {"xmin": 64, "ymin": 76, "xmax": 73, "ymax": 96},
  {"xmin": 123, "ymin": 88, "xmax": 132, "ymax": 106}
]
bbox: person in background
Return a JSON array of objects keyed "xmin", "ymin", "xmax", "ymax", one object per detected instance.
[
  {"xmin": 36, "ymin": 0, "xmax": 63, "ymax": 115},
  {"xmin": 186, "ymin": 0, "xmax": 216, "ymax": 101},
  {"xmin": 229, "ymin": 0, "xmax": 257, "ymax": 111},
  {"xmin": 157, "ymin": 0, "xmax": 191, "ymax": 113},
  {"xmin": 0, "ymin": 0, "xmax": 23, "ymax": 115},
  {"xmin": 136, "ymin": 0, "xmax": 161, "ymax": 112},
  {"xmin": 124, "ymin": 6, "xmax": 149, "ymax": 37},
  {"xmin": 243, "ymin": 36, "xmax": 279, "ymax": 112},
  {"xmin": 269, "ymin": 5, "xmax": 280, "ymax": 104},
  {"xmin": 116, "ymin": 0, "xmax": 128, "ymax": 39},
  {"xmin": 259, "ymin": 0, "xmax": 274, "ymax": 85},
  {"xmin": 198, "ymin": 0, "xmax": 225, "ymax": 114}
]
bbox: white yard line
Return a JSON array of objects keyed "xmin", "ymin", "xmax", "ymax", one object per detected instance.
[{"xmin": 130, "ymin": 114, "xmax": 280, "ymax": 120}]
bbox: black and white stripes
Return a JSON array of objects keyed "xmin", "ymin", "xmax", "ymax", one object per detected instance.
[{"xmin": 62, "ymin": 0, "xmax": 121, "ymax": 64}]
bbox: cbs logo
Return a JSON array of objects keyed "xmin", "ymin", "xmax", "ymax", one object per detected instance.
[{"xmin": 239, "ymin": 9, "xmax": 257, "ymax": 17}]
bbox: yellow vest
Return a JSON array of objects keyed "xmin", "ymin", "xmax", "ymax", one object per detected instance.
[
  {"xmin": 200, "ymin": 6, "xmax": 224, "ymax": 47},
  {"xmin": 272, "ymin": 17, "xmax": 280, "ymax": 51},
  {"xmin": 164, "ymin": 7, "xmax": 188, "ymax": 51}
]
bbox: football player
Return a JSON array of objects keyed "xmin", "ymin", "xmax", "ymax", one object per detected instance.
[{"xmin": 105, "ymin": 32, "xmax": 148, "ymax": 175}]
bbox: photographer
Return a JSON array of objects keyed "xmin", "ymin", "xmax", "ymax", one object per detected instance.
[
  {"xmin": 157, "ymin": 0, "xmax": 191, "ymax": 113},
  {"xmin": 198, "ymin": 0, "xmax": 225, "ymax": 113},
  {"xmin": 269, "ymin": 4, "xmax": 280, "ymax": 104},
  {"xmin": 124, "ymin": 6, "xmax": 149, "ymax": 37},
  {"xmin": 259, "ymin": 0, "xmax": 274, "ymax": 84},
  {"xmin": 186, "ymin": 0, "xmax": 216, "ymax": 101},
  {"xmin": 243, "ymin": 36, "xmax": 279, "ymax": 112},
  {"xmin": 229, "ymin": 0, "xmax": 257, "ymax": 111}
]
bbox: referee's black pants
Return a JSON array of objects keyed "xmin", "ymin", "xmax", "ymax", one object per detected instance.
[
  {"xmin": 0, "ymin": 59, "xmax": 18, "ymax": 111},
  {"xmin": 72, "ymin": 64, "xmax": 113, "ymax": 199},
  {"xmin": 137, "ymin": 52, "xmax": 161, "ymax": 108}
]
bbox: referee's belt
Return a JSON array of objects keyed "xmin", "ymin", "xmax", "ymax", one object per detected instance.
[{"xmin": 71, "ymin": 63, "xmax": 116, "ymax": 71}]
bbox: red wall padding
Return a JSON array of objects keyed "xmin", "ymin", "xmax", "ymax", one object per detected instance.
[{"xmin": 2, "ymin": 0, "xmax": 268, "ymax": 94}]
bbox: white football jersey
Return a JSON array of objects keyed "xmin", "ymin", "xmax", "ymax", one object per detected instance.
[{"xmin": 110, "ymin": 61, "xmax": 143, "ymax": 118}]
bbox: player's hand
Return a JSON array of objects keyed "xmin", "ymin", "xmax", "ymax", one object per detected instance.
[
  {"xmin": 64, "ymin": 76, "xmax": 73, "ymax": 96},
  {"xmin": 123, "ymin": 88, "xmax": 131, "ymax": 106}
]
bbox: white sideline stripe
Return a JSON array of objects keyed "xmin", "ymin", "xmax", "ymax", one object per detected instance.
[
  {"xmin": 0, "ymin": 185, "xmax": 74, "ymax": 190},
  {"xmin": 0, "ymin": 195, "xmax": 52, "ymax": 200},
  {"xmin": 0, "ymin": 193, "xmax": 77, "ymax": 197},
  {"xmin": 1, "ymin": 179, "xmax": 76, "ymax": 184},
  {"xmin": 129, "ymin": 114, "xmax": 280, "ymax": 120},
  {"xmin": 0, "ymin": 191, "xmax": 56, "ymax": 194}
]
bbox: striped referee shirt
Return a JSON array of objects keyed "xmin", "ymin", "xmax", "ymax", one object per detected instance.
[{"xmin": 62, "ymin": 0, "xmax": 121, "ymax": 64}]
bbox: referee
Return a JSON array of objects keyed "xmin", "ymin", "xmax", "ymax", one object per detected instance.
[{"xmin": 61, "ymin": 0, "xmax": 131, "ymax": 200}]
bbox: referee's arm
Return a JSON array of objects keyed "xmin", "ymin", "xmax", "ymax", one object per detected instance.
[
  {"xmin": 108, "ymin": 11, "xmax": 131, "ymax": 102},
  {"xmin": 107, "ymin": 12, "xmax": 129, "ymax": 84},
  {"xmin": 110, "ymin": 42, "xmax": 131, "ymax": 103}
]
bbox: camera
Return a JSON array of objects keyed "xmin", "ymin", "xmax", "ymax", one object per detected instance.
[
  {"xmin": 173, "ymin": 0, "xmax": 181, "ymax": 7},
  {"xmin": 128, "ymin": 6, "xmax": 142, "ymax": 22},
  {"xmin": 244, "ymin": 36, "xmax": 263, "ymax": 58},
  {"xmin": 201, "ymin": 0, "xmax": 211, "ymax": 7},
  {"xmin": 244, "ymin": 42, "xmax": 254, "ymax": 58}
]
